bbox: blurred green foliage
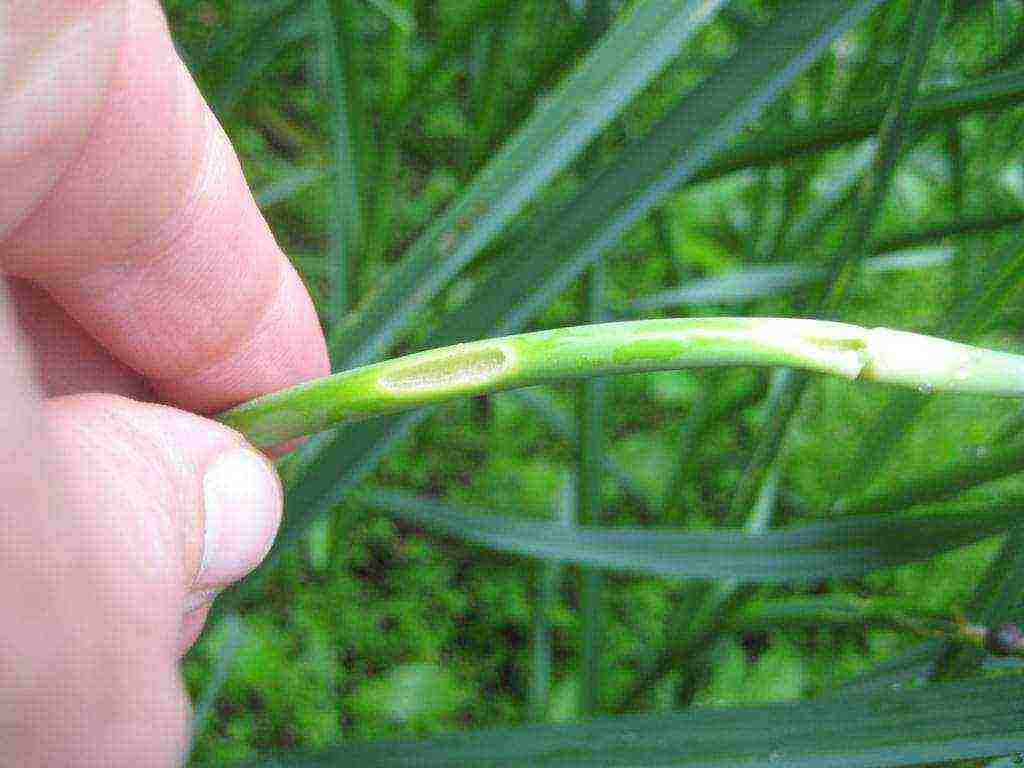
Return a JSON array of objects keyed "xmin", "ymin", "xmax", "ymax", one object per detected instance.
[{"xmin": 163, "ymin": 0, "xmax": 1024, "ymax": 764}]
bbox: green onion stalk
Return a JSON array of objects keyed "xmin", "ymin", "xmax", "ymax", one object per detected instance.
[{"xmin": 218, "ymin": 317, "xmax": 1024, "ymax": 447}]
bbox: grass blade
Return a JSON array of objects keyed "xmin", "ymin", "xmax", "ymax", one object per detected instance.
[
  {"xmin": 529, "ymin": 473, "xmax": 575, "ymax": 722},
  {"xmin": 244, "ymin": 675, "xmax": 1024, "ymax": 767},
  {"xmin": 871, "ymin": 209, "xmax": 1024, "ymax": 254},
  {"xmin": 689, "ymin": 67, "xmax": 1024, "ymax": 186},
  {"xmin": 352, "ymin": 485, "xmax": 1021, "ymax": 583},
  {"xmin": 576, "ymin": 1, "xmax": 612, "ymax": 718},
  {"xmin": 578, "ymin": 261, "xmax": 606, "ymax": 716},
  {"xmin": 846, "ymin": 234, "xmax": 1024, "ymax": 491},
  {"xmin": 841, "ymin": 525, "xmax": 1024, "ymax": 694},
  {"xmin": 190, "ymin": 614, "xmax": 246, "ymax": 741},
  {"xmin": 255, "ymin": 165, "xmax": 329, "ymax": 209},
  {"xmin": 621, "ymin": 249, "xmax": 952, "ymax": 312},
  {"xmin": 318, "ymin": 0, "xmax": 363, "ymax": 318},
  {"xmin": 616, "ymin": 463, "xmax": 780, "ymax": 712}
]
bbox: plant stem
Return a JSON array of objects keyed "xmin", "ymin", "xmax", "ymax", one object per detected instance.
[{"xmin": 218, "ymin": 317, "xmax": 1024, "ymax": 447}]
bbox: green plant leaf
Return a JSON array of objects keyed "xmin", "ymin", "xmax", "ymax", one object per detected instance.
[
  {"xmin": 351, "ymin": 485, "xmax": 1021, "ymax": 583},
  {"xmin": 255, "ymin": 166, "xmax": 328, "ymax": 208},
  {"xmin": 319, "ymin": 0, "xmax": 364, "ymax": 318},
  {"xmin": 243, "ymin": 675, "xmax": 1024, "ymax": 767},
  {"xmin": 529, "ymin": 473, "xmax": 574, "ymax": 722},
  {"xmin": 841, "ymin": 524, "xmax": 1024, "ymax": 694},
  {"xmin": 728, "ymin": 0, "xmax": 942, "ymax": 525},
  {"xmin": 690, "ymin": 67, "xmax": 1024, "ymax": 186},
  {"xmin": 578, "ymin": 261, "xmax": 607, "ymax": 716},
  {"xmin": 190, "ymin": 613, "xmax": 247, "ymax": 742},
  {"xmin": 621, "ymin": 249, "xmax": 952, "ymax": 312},
  {"xmin": 869, "ymin": 210, "xmax": 1024, "ymax": 255}
]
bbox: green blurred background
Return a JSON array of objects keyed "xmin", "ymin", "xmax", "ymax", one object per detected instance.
[{"xmin": 159, "ymin": 0, "xmax": 1024, "ymax": 764}]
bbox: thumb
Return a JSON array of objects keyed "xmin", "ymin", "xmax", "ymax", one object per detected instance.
[
  {"xmin": 45, "ymin": 393, "xmax": 283, "ymax": 648},
  {"xmin": 46, "ymin": 397, "xmax": 282, "ymax": 630}
]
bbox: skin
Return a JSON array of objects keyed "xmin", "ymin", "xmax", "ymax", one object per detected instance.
[{"xmin": 0, "ymin": 1, "xmax": 330, "ymax": 765}]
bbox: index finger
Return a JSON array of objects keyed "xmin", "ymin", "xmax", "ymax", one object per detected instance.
[{"xmin": 0, "ymin": 0, "xmax": 329, "ymax": 414}]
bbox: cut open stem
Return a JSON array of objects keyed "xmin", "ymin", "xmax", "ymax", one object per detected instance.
[{"xmin": 217, "ymin": 318, "xmax": 1024, "ymax": 447}]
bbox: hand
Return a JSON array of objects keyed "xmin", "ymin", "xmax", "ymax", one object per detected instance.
[{"xmin": 0, "ymin": 1, "xmax": 330, "ymax": 764}]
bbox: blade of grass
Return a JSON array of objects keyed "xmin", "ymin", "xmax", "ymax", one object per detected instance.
[
  {"xmin": 189, "ymin": 613, "xmax": 246, "ymax": 741},
  {"xmin": 578, "ymin": 260, "xmax": 606, "ymax": 717},
  {"xmin": 319, "ymin": 0, "xmax": 364, "ymax": 319},
  {"xmin": 327, "ymin": 0, "xmax": 728, "ymax": 368},
  {"xmin": 870, "ymin": 210, "xmax": 1024, "ymax": 254},
  {"xmin": 621, "ymin": 248, "xmax": 952, "ymax": 312},
  {"xmin": 947, "ymin": 123, "xmax": 965, "ymax": 213},
  {"xmin": 352, "ymin": 485, "xmax": 1023, "ymax": 583},
  {"xmin": 467, "ymin": 8, "xmax": 518, "ymax": 169},
  {"xmin": 255, "ymin": 165, "xmax": 329, "ymax": 209},
  {"xmin": 934, "ymin": 524, "xmax": 1024, "ymax": 677},
  {"xmin": 361, "ymin": 14, "xmax": 410, "ymax": 269},
  {"xmin": 729, "ymin": 0, "xmax": 943, "ymax": 523},
  {"xmin": 689, "ymin": 67, "xmax": 1024, "ymax": 186},
  {"xmin": 661, "ymin": 372, "xmax": 767, "ymax": 520},
  {"xmin": 391, "ymin": 0, "xmax": 518, "ymax": 126},
  {"xmin": 574, "ymin": 0, "xmax": 612, "ymax": 705},
  {"xmin": 617, "ymin": 466, "xmax": 780, "ymax": 712},
  {"xmin": 245, "ymin": 673, "xmax": 1024, "ymax": 767},
  {"xmin": 727, "ymin": 594, "xmax": 954, "ymax": 633},
  {"xmin": 529, "ymin": 473, "xmax": 574, "ymax": 722}
]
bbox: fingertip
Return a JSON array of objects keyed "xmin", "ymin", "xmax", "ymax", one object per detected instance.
[{"xmin": 153, "ymin": 258, "xmax": 330, "ymax": 414}]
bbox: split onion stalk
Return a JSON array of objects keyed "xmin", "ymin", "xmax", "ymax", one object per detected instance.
[{"xmin": 217, "ymin": 318, "xmax": 1024, "ymax": 447}]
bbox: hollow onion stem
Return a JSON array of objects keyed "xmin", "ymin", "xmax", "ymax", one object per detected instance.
[{"xmin": 217, "ymin": 317, "xmax": 1024, "ymax": 447}]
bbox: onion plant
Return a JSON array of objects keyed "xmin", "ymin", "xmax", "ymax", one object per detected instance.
[{"xmin": 219, "ymin": 318, "xmax": 1024, "ymax": 446}]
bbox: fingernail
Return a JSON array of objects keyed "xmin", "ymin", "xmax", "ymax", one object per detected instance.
[{"xmin": 199, "ymin": 448, "xmax": 282, "ymax": 588}]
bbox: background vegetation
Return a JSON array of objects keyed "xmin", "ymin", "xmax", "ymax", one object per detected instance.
[{"xmin": 163, "ymin": 0, "xmax": 1024, "ymax": 764}]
